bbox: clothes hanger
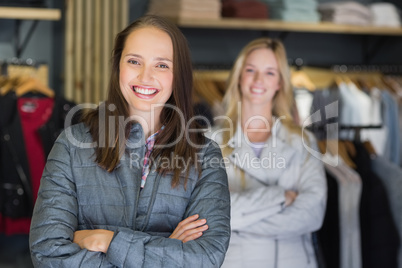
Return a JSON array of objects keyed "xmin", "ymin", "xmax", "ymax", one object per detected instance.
[
  {"xmin": 371, "ymin": 74, "xmax": 389, "ymax": 90},
  {"xmin": 0, "ymin": 76, "xmax": 10, "ymax": 94},
  {"xmin": 318, "ymin": 139, "xmax": 338, "ymax": 155},
  {"xmin": 15, "ymin": 77, "xmax": 54, "ymax": 98},
  {"xmin": 355, "ymin": 76, "xmax": 371, "ymax": 92},
  {"xmin": 318, "ymin": 139, "xmax": 356, "ymax": 168},
  {"xmin": 381, "ymin": 76, "xmax": 397, "ymax": 94},
  {"xmin": 291, "ymin": 69, "xmax": 316, "ymax": 91},
  {"xmin": 363, "ymin": 140, "xmax": 377, "ymax": 158},
  {"xmin": 0, "ymin": 76, "xmax": 25, "ymax": 96},
  {"xmin": 341, "ymin": 74, "xmax": 355, "ymax": 85},
  {"xmin": 338, "ymin": 140, "xmax": 356, "ymax": 168},
  {"xmin": 334, "ymin": 75, "xmax": 345, "ymax": 88}
]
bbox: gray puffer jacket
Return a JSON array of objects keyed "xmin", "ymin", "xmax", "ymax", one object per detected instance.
[
  {"xmin": 208, "ymin": 120, "xmax": 326, "ymax": 268},
  {"xmin": 29, "ymin": 123, "xmax": 231, "ymax": 268}
]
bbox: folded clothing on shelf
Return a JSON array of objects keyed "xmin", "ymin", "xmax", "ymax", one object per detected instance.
[
  {"xmin": 147, "ymin": 0, "xmax": 221, "ymax": 20},
  {"xmin": 259, "ymin": 0, "xmax": 320, "ymax": 23},
  {"xmin": 222, "ymin": 0, "xmax": 269, "ymax": 19},
  {"xmin": 369, "ymin": 2, "xmax": 401, "ymax": 27},
  {"xmin": 318, "ymin": 1, "xmax": 372, "ymax": 26}
]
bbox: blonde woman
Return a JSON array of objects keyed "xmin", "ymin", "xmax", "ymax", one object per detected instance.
[{"xmin": 209, "ymin": 38, "xmax": 327, "ymax": 268}]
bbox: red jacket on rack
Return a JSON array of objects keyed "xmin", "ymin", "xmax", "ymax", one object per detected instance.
[{"xmin": 0, "ymin": 91, "xmax": 80, "ymax": 235}]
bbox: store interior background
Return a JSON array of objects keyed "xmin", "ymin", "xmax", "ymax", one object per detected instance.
[
  {"xmin": 1, "ymin": 0, "xmax": 402, "ymax": 267},
  {"xmin": 1, "ymin": 0, "xmax": 402, "ymax": 96}
]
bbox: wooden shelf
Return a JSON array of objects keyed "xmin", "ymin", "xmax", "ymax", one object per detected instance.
[
  {"xmin": 0, "ymin": 7, "xmax": 61, "ymax": 21},
  {"xmin": 175, "ymin": 17, "xmax": 402, "ymax": 36}
]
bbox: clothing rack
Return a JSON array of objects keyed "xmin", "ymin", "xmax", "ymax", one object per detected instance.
[
  {"xmin": 307, "ymin": 123, "xmax": 383, "ymax": 142},
  {"xmin": 1, "ymin": 57, "xmax": 39, "ymax": 75},
  {"xmin": 1, "ymin": 58, "xmax": 48, "ymax": 86},
  {"xmin": 331, "ymin": 64, "xmax": 402, "ymax": 75},
  {"xmin": 340, "ymin": 125, "xmax": 383, "ymax": 143}
]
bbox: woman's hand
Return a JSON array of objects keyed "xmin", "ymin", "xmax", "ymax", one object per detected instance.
[
  {"xmin": 169, "ymin": 214, "xmax": 208, "ymax": 243},
  {"xmin": 284, "ymin": 190, "xmax": 298, "ymax": 207},
  {"xmin": 73, "ymin": 229, "xmax": 114, "ymax": 253}
]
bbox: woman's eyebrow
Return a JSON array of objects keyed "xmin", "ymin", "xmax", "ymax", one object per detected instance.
[
  {"xmin": 154, "ymin": 57, "xmax": 172, "ymax": 62},
  {"xmin": 245, "ymin": 63, "xmax": 277, "ymax": 70},
  {"xmin": 124, "ymin": 53, "xmax": 142, "ymax": 58},
  {"xmin": 123, "ymin": 53, "xmax": 172, "ymax": 63}
]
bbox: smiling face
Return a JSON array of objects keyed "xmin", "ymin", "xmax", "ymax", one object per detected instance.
[
  {"xmin": 119, "ymin": 26, "xmax": 174, "ymax": 116},
  {"xmin": 239, "ymin": 48, "xmax": 281, "ymax": 107}
]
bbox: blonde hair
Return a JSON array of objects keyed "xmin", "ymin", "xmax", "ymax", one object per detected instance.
[
  {"xmin": 219, "ymin": 38, "xmax": 304, "ymax": 188},
  {"xmin": 221, "ymin": 37, "xmax": 305, "ymax": 160}
]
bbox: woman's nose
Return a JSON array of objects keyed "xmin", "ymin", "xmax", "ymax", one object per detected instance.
[
  {"xmin": 253, "ymin": 71, "xmax": 262, "ymax": 82},
  {"xmin": 137, "ymin": 66, "xmax": 153, "ymax": 83}
]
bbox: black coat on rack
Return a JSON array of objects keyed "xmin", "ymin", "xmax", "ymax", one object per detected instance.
[{"xmin": 0, "ymin": 91, "xmax": 80, "ymax": 220}]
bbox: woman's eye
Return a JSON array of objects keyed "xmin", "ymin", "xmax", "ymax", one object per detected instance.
[
  {"xmin": 157, "ymin": 64, "xmax": 169, "ymax": 69},
  {"xmin": 245, "ymin": 68, "xmax": 254, "ymax": 73},
  {"xmin": 128, "ymin": 59, "xmax": 139, "ymax": 65},
  {"xmin": 267, "ymin": 71, "xmax": 277, "ymax": 76}
]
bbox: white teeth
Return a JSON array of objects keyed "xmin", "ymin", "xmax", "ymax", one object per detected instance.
[
  {"xmin": 251, "ymin": 87, "xmax": 265, "ymax": 93},
  {"xmin": 133, "ymin": 86, "xmax": 157, "ymax": 95}
]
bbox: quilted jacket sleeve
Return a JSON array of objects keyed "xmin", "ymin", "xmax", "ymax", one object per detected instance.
[
  {"xmin": 105, "ymin": 139, "xmax": 231, "ymax": 267},
  {"xmin": 230, "ymin": 186, "xmax": 286, "ymax": 230},
  {"xmin": 29, "ymin": 129, "xmax": 230, "ymax": 268},
  {"xmin": 233, "ymin": 137, "xmax": 327, "ymax": 239},
  {"xmin": 30, "ymin": 127, "xmax": 108, "ymax": 267}
]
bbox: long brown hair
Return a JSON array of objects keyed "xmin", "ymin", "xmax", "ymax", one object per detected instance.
[{"xmin": 82, "ymin": 15, "xmax": 204, "ymax": 187}]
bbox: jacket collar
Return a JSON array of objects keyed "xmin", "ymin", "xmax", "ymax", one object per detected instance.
[
  {"xmin": 227, "ymin": 119, "xmax": 298, "ymax": 185},
  {"xmin": 228, "ymin": 117, "xmax": 291, "ymax": 149},
  {"xmin": 126, "ymin": 122, "xmax": 146, "ymax": 149}
]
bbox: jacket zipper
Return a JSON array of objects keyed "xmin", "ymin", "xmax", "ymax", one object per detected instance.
[
  {"xmin": 274, "ymin": 239, "xmax": 278, "ymax": 268},
  {"xmin": 141, "ymin": 171, "xmax": 162, "ymax": 231},
  {"xmin": 302, "ymin": 234, "xmax": 311, "ymax": 264}
]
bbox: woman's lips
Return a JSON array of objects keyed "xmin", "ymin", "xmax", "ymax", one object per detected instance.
[
  {"xmin": 132, "ymin": 86, "xmax": 160, "ymax": 99},
  {"xmin": 250, "ymin": 87, "xmax": 266, "ymax": 94}
]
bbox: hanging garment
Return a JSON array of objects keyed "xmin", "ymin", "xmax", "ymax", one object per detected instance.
[
  {"xmin": 324, "ymin": 159, "xmax": 362, "ymax": 268},
  {"xmin": 359, "ymin": 88, "xmax": 387, "ymax": 155},
  {"xmin": 337, "ymin": 161, "xmax": 363, "ymax": 268},
  {"xmin": 0, "ymin": 91, "xmax": 80, "ymax": 235},
  {"xmin": 294, "ymin": 88, "xmax": 314, "ymax": 127},
  {"xmin": 371, "ymin": 155, "xmax": 402, "ymax": 268},
  {"xmin": 309, "ymin": 87, "xmax": 341, "ymax": 141},
  {"xmin": 18, "ymin": 97, "xmax": 54, "ymax": 203},
  {"xmin": 352, "ymin": 142, "xmax": 399, "ymax": 268},
  {"xmin": 318, "ymin": 155, "xmax": 362, "ymax": 268},
  {"xmin": 317, "ymin": 171, "xmax": 340, "ymax": 268},
  {"xmin": 338, "ymin": 82, "xmax": 374, "ymax": 126},
  {"xmin": 379, "ymin": 90, "xmax": 400, "ymax": 165}
]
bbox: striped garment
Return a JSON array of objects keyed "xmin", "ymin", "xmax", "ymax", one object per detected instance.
[{"xmin": 141, "ymin": 126, "xmax": 164, "ymax": 188}]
